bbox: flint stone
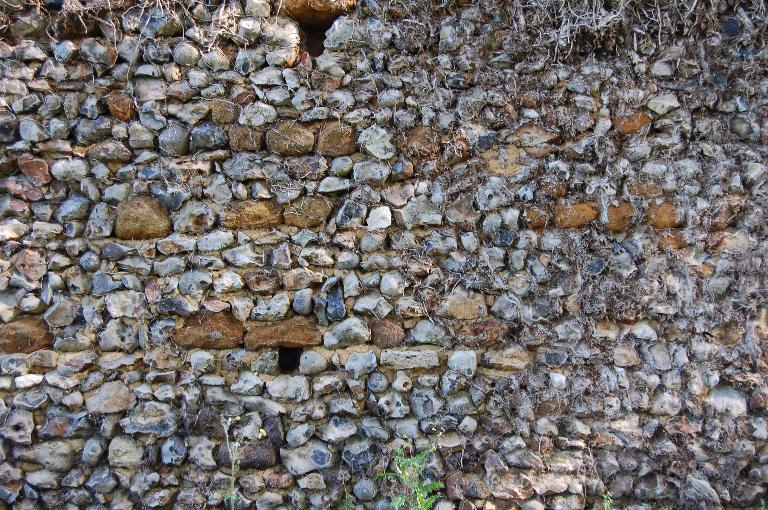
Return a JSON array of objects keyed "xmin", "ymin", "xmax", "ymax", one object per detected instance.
[
  {"xmin": 108, "ymin": 435, "xmax": 143, "ymax": 468},
  {"xmin": 105, "ymin": 290, "xmax": 146, "ymax": 318},
  {"xmin": 85, "ymin": 381, "xmax": 136, "ymax": 414},
  {"xmin": 51, "ymin": 159, "xmax": 89, "ymax": 180},
  {"xmin": 266, "ymin": 375, "xmax": 310, "ymax": 402},
  {"xmin": 281, "ymin": 440, "xmax": 335, "ymax": 475},
  {"xmin": 706, "ymin": 387, "xmax": 748, "ymax": 416},
  {"xmin": 120, "ymin": 401, "xmax": 179, "ymax": 436},
  {"xmin": 358, "ymin": 124, "xmax": 395, "ymax": 160},
  {"xmin": 381, "ymin": 349, "xmax": 440, "ymax": 369},
  {"xmin": 323, "ymin": 317, "xmax": 371, "ymax": 348}
]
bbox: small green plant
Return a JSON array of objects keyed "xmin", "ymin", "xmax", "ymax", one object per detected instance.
[
  {"xmin": 221, "ymin": 416, "xmax": 242, "ymax": 510},
  {"xmin": 602, "ymin": 491, "xmax": 615, "ymax": 510},
  {"xmin": 377, "ymin": 440, "xmax": 445, "ymax": 510},
  {"xmin": 336, "ymin": 490, "xmax": 356, "ymax": 510},
  {"xmin": 761, "ymin": 498, "xmax": 766, "ymax": 510}
]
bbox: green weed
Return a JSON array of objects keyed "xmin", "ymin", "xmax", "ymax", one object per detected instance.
[{"xmin": 377, "ymin": 440, "xmax": 445, "ymax": 510}]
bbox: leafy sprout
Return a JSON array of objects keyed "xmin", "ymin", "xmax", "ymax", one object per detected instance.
[{"xmin": 377, "ymin": 439, "xmax": 445, "ymax": 510}]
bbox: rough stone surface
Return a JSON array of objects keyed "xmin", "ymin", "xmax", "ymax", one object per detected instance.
[
  {"xmin": 115, "ymin": 195, "xmax": 172, "ymax": 239},
  {"xmin": 0, "ymin": 2, "xmax": 765, "ymax": 509},
  {"xmin": 85, "ymin": 381, "xmax": 136, "ymax": 415}
]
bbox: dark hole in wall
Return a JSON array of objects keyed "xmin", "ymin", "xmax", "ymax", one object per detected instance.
[
  {"xmin": 301, "ymin": 22, "xmax": 333, "ymax": 57},
  {"xmin": 278, "ymin": 347, "xmax": 302, "ymax": 373}
]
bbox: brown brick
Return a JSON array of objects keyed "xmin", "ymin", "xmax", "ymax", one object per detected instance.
[
  {"xmin": 221, "ymin": 200, "xmax": 282, "ymax": 229},
  {"xmin": 115, "ymin": 195, "xmax": 171, "ymax": 240},
  {"xmin": 554, "ymin": 202, "xmax": 598, "ymax": 229},
  {"xmin": 647, "ymin": 201, "xmax": 682, "ymax": 229},
  {"xmin": 284, "ymin": 196, "xmax": 333, "ymax": 228},
  {"xmin": 265, "ymin": 122, "xmax": 315, "ymax": 156},
  {"xmin": 316, "ymin": 123, "xmax": 356, "ymax": 156},
  {"xmin": 613, "ymin": 111, "xmax": 651, "ymax": 135},
  {"xmin": 371, "ymin": 319, "xmax": 404, "ymax": 348},
  {"xmin": 173, "ymin": 312, "xmax": 245, "ymax": 349},
  {"xmin": 605, "ymin": 202, "xmax": 633, "ymax": 232},
  {"xmin": 524, "ymin": 206, "xmax": 550, "ymax": 229},
  {"xmin": 244, "ymin": 317, "xmax": 322, "ymax": 349},
  {"xmin": 0, "ymin": 317, "xmax": 52, "ymax": 353},
  {"xmin": 539, "ymin": 182, "xmax": 566, "ymax": 198},
  {"xmin": 107, "ymin": 91, "xmax": 135, "ymax": 121},
  {"xmin": 660, "ymin": 230, "xmax": 688, "ymax": 249},
  {"xmin": 228, "ymin": 125, "xmax": 262, "ymax": 151},
  {"xmin": 281, "ymin": 0, "xmax": 356, "ymax": 26}
]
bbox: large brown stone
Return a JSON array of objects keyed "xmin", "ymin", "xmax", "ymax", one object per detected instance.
[
  {"xmin": 211, "ymin": 99, "xmax": 240, "ymax": 124},
  {"xmin": 115, "ymin": 195, "xmax": 171, "ymax": 240},
  {"xmin": 647, "ymin": 201, "xmax": 682, "ymax": 229},
  {"xmin": 17, "ymin": 155, "xmax": 51, "ymax": 186},
  {"xmin": 265, "ymin": 122, "xmax": 315, "ymax": 156},
  {"xmin": 0, "ymin": 317, "xmax": 52, "ymax": 353},
  {"xmin": 613, "ymin": 111, "xmax": 651, "ymax": 135},
  {"xmin": 107, "ymin": 91, "xmax": 135, "ymax": 121},
  {"xmin": 554, "ymin": 202, "xmax": 598, "ymax": 229},
  {"xmin": 280, "ymin": 0, "xmax": 357, "ymax": 26},
  {"xmin": 605, "ymin": 202, "xmax": 634, "ymax": 232},
  {"xmin": 228, "ymin": 125, "xmax": 262, "ymax": 151},
  {"xmin": 316, "ymin": 123, "xmax": 356, "ymax": 156},
  {"xmin": 244, "ymin": 269, "xmax": 280, "ymax": 295},
  {"xmin": 403, "ymin": 126, "xmax": 439, "ymax": 160},
  {"xmin": 221, "ymin": 201, "xmax": 282, "ymax": 229},
  {"xmin": 524, "ymin": 206, "xmax": 550, "ymax": 229},
  {"xmin": 370, "ymin": 319, "xmax": 404, "ymax": 348},
  {"xmin": 244, "ymin": 317, "xmax": 321, "ymax": 349},
  {"xmin": 174, "ymin": 312, "xmax": 245, "ymax": 349},
  {"xmin": 284, "ymin": 196, "xmax": 333, "ymax": 228}
]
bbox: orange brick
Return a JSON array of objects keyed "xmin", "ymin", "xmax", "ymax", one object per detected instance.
[
  {"xmin": 647, "ymin": 202, "xmax": 682, "ymax": 229},
  {"xmin": 627, "ymin": 182, "xmax": 663, "ymax": 198},
  {"xmin": 524, "ymin": 206, "xmax": 550, "ymax": 229},
  {"xmin": 554, "ymin": 202, "xmax": 598, "ymax": 229},
  {"xmin": 539, "ymin": 182, "xmax": 566, "ymax": 198},
  {"xmin": 659, "ymin": 230, "xmax": 687, "ymax": 249},
  {"xmin": 605, "ymin": 202, "xmax": 633, "ymax": 232},
  {"xmin": 613, "ymin": 111, "xmax": 651, "ymax": 135}
]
